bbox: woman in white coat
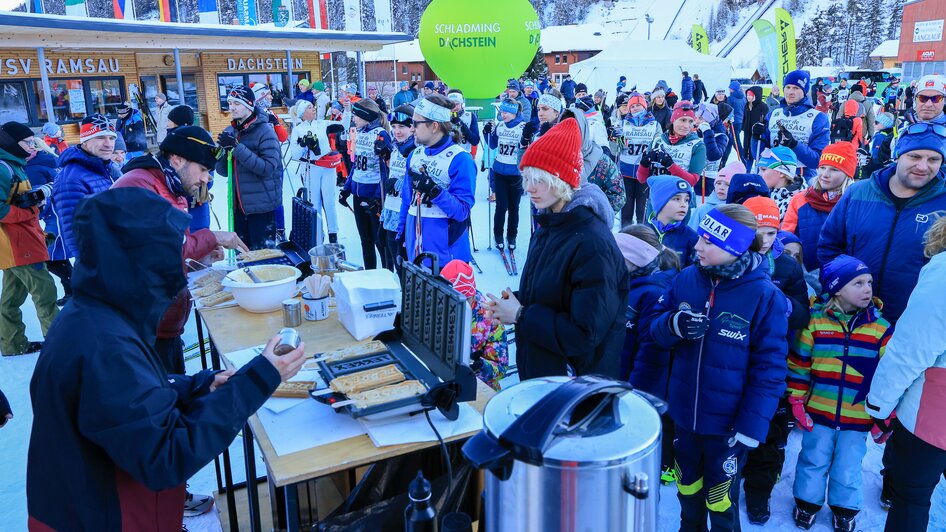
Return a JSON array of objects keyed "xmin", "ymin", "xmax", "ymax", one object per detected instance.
[
  {"xmin": 290, "ymin": 100, "xmax": 341, "ymax": 243},
  {"xmin": 866, "ymin": 216, "xmax": 946, "ymax": 532}
]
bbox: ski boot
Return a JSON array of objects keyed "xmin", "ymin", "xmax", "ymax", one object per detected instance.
[{"xmin": 832, "ymin": 514, "xmax": 856, "ymax": 532}]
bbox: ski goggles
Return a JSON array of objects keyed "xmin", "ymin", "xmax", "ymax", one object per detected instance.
[
  {"xmin": 183, "ymin": 135, "xmax": 225, "ymax": 160},
  {"xmin": 917, "ymin": 94, "xmax": 945, "ymax": 104},
  {"xmin": 903, "ymin": 122, "xmax": 946, "ymax": 138}
]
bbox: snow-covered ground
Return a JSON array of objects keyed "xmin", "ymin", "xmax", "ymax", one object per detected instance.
[{"xmin": 2, "ymin": 147, "xmax": 945, "ymax": 531}]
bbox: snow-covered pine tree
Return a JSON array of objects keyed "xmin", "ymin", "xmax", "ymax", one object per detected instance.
[
  {"xmin": 886, "ymin": 0, "xmax": 906, "ymax": 39},
  {"xmin": 524, "ymin": 46, "xmax": 550, "ymax": 80}
]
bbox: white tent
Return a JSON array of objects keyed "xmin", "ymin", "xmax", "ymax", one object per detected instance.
[{"xmin": 569, "ymin": 39, "xmax": 732, "ymax": 104}]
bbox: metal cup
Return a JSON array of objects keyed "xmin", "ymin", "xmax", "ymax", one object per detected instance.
[
  {"xmin": 273, "ymin": 327, "xmax": 301, "ymax": 356},
  {"xmin": 282, "ymin": 299, "xmax": 302, "ymax": 327}
]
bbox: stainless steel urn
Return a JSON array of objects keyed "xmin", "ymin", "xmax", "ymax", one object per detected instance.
[{"xmin": 462, "ymin": 375, "xmax": 663, "ymax": 532}]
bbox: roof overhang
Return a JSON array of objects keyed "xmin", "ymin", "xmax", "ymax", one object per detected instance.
[{"xmin": 0, "ymin": 12, "xmax": 411, "ymax": 52}]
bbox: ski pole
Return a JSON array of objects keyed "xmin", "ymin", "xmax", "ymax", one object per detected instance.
[
  {"xmin": 470, "ymin": 256, "xmax": 483, "ymax": 274},
  {"xmin": 487, "ymin": 176, "xmax": 493, "ymax": 250},
  {"xmin": 468, "ymin": 218, "xmax": 478, "ymax": 252}
]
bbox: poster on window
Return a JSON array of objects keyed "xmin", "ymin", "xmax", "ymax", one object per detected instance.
[
  {"xmin": 913, "ymin": 20, "xmax": 944, "ymax": 43},
  {"xmin": 68, "ymin": 88, "xmax": 86, "ymax": 114}
]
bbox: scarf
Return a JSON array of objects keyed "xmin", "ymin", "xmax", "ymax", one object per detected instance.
[
  {"xmin": 803, "ymin": 186, "xmax": 842, "ymax": 213},
  {"xmin": 155, "ymin": 154, "xmax": 186, "ymax": 198},
  {"xmin": 698, "ymin": 251, "xmax": 753, "ymax": 280},
  {"xmin": 668, "ymin": 133, "xmax": 686, "ymax": 144}
]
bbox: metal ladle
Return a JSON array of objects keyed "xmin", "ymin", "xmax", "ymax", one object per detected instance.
[{"xmin": 242, "ymin": 267, "xmax": 263, "ymax": 284}]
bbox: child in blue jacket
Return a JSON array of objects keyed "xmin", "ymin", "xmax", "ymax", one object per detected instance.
[
  {"xmin": 649, "ymin": 204, "xmax": 788, "ymax": 531},
  {"xmin": 617, "ymin": 224, "xmax": 681, "ymax": 484},
  {"xmin": 646, "ymin": 175, "xmax": 699, "ymax": 267}
]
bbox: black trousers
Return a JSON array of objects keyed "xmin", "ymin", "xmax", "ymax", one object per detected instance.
[
  {"xmin": 352, "ymin": 195, "xmax": 383, "ymax": 270},
  {"xmin": 233, "ymin": 208, "xmax": 277, "ymax": 250},
  {"xmin": 381, "ymin": 228, "xmax": 405, "ymax": 276},
  {"xmin": 885, "ymin": 420, "xmax": 946, "ymax": 532},
  {"xmin": 492, "ymin": 171, "xmax": 523, "ymax": 245},
  {"xmin": 46, "ymin": 259, "xmax": 73, "ymax": 297},
  {"xmin": 155, "ymin": 336, "xmax": 185, "ymax": 375},
  {"xmin": 621, "ymin": 176, "xmax": 649, "ymax": 227},
  {"xmin": 675, "ymin": 425, "xmax": 748, "ymax": 532},
  {"xmin": 742, "ymin": 399, "xmax": 791, "ymax": 506}
]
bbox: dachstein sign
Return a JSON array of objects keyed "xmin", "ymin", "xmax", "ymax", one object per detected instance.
[
  {"xmin": 226, "ymin": 57, "xmax": 304, "ymax": 71},
  {"xmin": 418, "ymin": 0, "xmax": 539, "ymax": 99}
]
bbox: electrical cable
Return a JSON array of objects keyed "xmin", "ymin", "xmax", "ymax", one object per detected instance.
[{"xmin": 424, "ymin": 408, "xmax": 453, "ymax": 514}]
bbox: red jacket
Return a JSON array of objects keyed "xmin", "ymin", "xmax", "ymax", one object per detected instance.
[
  {"xmin": 112, "ymin": 166, "xmax": 217, "ymax": 338},
  {"xmin": 1, "ymin": 159, "xmax": 49, "ymax": 270}
]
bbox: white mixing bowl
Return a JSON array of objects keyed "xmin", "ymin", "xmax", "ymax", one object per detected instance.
[{"xmin": 221, "ymin": 265, "xmax": 301, "ymax": 313}]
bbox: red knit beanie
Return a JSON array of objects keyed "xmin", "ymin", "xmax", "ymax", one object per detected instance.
[
  {"xmin": 743, "ymin": 196, "xmax": 780, "ymax": 229},
  {"xmin": 671, "ymin": 101, "xmax": 696, "ymax": 123},
  {"xmin": 519, "ymin": 118, "xmax": 583, "ymax": 188},
  {"xmin": 819, "ymin": 142, "xmax": 857, "ymax": 178}
]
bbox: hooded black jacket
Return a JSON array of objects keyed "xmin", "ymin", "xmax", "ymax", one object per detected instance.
[
  {"xmin": 515, "ymin": 184, "xmax": 628, "ymax": 379},
  {"xmin": 27, "ymin": 187, "xmax": 281, "ymax": 530}
]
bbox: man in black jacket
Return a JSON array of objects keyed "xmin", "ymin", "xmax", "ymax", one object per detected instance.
[
  {"xmin": 215, "ymin": 85, "xmax": 284, "ymax": 249},
  {"xmin": 693, "ymin": 74, "xmax": 709, "ymax": 104},
  {"xmin": 27, "ymin": 187, "xmax": 307, "ymax": 530}
]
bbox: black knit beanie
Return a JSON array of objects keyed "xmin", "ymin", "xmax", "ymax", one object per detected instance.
[
  {"xmin": 159, "ymin": 126, "xmax": 218, "ymax": 169},
  {"xmin": 0, "ymin": 122, "xmax": 34, "ymax": 159}
]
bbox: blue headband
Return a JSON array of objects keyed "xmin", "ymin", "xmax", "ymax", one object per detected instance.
[
  {"xmin": 499, "ymin": 101, "xmax": 520, "ymax": 115},
  {"xmin": 698, "ymin": 209, "xmax": 756, "ymax": 257}
]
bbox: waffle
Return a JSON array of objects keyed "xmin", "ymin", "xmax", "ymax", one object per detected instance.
[
  {"xmin": 329, "ymin": 364, "xmax": 405, "ymax": 395},
  {"xmin": 273, "ymin": 380, "xmax": 314, "ymax": 398},
  {"xmin": 348, "ymin": 380, "xmax": 426, "ymax": 409},
  {"xmin": 238, "ymin": 248, "xmax": 285, "ymax": 262},
  {"xmin": 199, "ymin": 291, "xmax": 234, "ymax": 307},
  {"xmin": 318, "ymin": 341, "xmax": 388, "ymax": 364},
  {"xmin": 191, "ymin": 281, "xmax": 223, "ymax": 299},
  {"xmin": 191, "ymin": 270, "xmax": 225, "ymax": 289}
]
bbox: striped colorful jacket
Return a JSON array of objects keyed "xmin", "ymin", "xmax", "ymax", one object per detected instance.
[{"xmin": 787, "ymin": 299, "xmax": 892, "ymax": 431}]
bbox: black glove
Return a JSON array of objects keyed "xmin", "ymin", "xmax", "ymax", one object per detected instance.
[
  {"xmin": 520, "ymin": 122, "xmax": 537, "ymax": 149},
  {"xmin": 640, "ymin": 149, "xmax": 654, "ymax": 168},
  {"xmin": 776, "ymin": 124, "xmax": 798, "ymax": 148},
  {"xmin": 539, "ymin": 121, "xmax": 553, "ymax": 137},
  {"xmin": 217, "ymin": 131, "xmax": 237, "ymax": 149},
  {"xmin": 338, "ymin": 189, "xmax": 352, "ymax": 208},
  {"xmin": 482, "ymin": 121, "xmax": 494, "ymax": 137},
  {"xmin": 303, "ymin": 133, "xmax": 321, "ymax": 154},
  {"xmin": 374, "ymin": 135, "xmax": 391, "ymax": 159},
  {"xmin": 361, "ymin": 197, "xmax": 382, "ymax": 214},
  {"xmin": 451, "ymin": 111, "xmax": 462, "ymax": 125},
  {"xmin": 751, "ymin": 122, "xmax": 767, "ymax": 140},
  {"xmin": 383, "ymin": 177, "xmax": 400, "ymax": 196},
  {"xmin": 669, "ymin": 310, "xmax": 710, "ymax": 340},
  {"xmin": 655, "ymin": 150, "xmax": 675, "ymax": 168},
  {"xmin": 0, "ymin": 389, "xmax": 10, "ymax": 427},
  {"xmin": 409, "ymin": 167, "xmax": 442, "ymax": 200}
]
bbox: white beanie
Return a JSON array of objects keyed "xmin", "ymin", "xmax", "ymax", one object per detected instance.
[{"xmin": 294, "ymin": 100, "xmax": 313, "ymax": 122}]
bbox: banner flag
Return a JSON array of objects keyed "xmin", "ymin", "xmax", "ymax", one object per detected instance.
[
  {"xmin": 775, "ymin": 8, "xmax": 797, "ymax": 86},
  {"xmin": 753, "ymin": 20, "xmax": 780, "ymax": 86},
  {"xmin": 691, "ymin": 24, "xmax": 709, "ymax": 55}
]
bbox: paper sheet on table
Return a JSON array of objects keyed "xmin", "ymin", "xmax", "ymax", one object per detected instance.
[
  {"xmin": 257, "ymin": 400, "xmax": 367, "ymax": 456},
  {"xmin": 359, "ymin": 404, "xmax": 483, "ymax": 447},
  {"xmin": 222, "ymin": 345, "xmax": 265, "ymax": 371}
]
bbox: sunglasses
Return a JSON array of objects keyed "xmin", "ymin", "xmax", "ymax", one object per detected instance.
[
  {"xmin": 904, "ymin": 122, "xmax": 946, "ymax": 138},
  {"xmin": 185, "ymin": 135, "xmax": 225, "ymax": 159},
  {"xmin": 917, "ymin": 94, "xmax": 945, "ymax": 104}
]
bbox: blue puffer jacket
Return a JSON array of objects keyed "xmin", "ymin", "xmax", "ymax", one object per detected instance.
[
  {"xmin": 681, "ymin": 76, "xmax": 694, "ymax": 102},
  {"xmin": 761, "ymin": 97, "xmax": 831, "ymax": 179},
  {"xmin": 24, "ymin": 151, "xmax": 58, "ymax": 187},
  {"xmin": 649, "ymin": 255, "xmax": 789, "ymax": 442},
  {"xmin": 648, "ymin": 217, "xmax": 698, "ymax": 268},
  {"xmin": 622, "ymin": 268, "xmax": 676, "ymax": 384},
  {"xmin": 47, "ymin": 146, "xmax": 115, "ymax": 260},
  {"xmin": 817, "ymin": 165, "xmax": 946, "ymax": 322},
  {"xmin": 398, "ymin": 135, "xmax": 476, "ymax": 266}
]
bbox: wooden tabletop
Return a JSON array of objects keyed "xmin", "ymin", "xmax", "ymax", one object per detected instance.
[{"xmin": 198, "ymin": 301, "xmax": 495, "ymax": 488}]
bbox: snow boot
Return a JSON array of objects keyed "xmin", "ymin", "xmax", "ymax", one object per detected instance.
[
  {"xmin": 659, "ymin": 466, "xmax": 676, "ymax": 485},
  {"xmin": 880, "ymin": 470, "xmax": 893, "ymax": 510},
  {"xmin": 183, "ymin": 489, "xmax": 214, "ymax": 517},
  {"xmin": 745, "ymin": 491, "xmax": 771, "ymax": 525},
  {"xmin": 832, "ymin": 514, "xmax": 856, "ymax": 532},
  {"xmin": 793, "ymin": 506, "xmax": 817, "ymax": 530}
]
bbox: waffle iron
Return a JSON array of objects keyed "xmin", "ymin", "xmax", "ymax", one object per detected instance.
[
  {"xmin": 238, "ymin": 239, "xmax": 312, "ymax": 277},
  {"xmin": 310, "ymin": 253, "xmax": 477, "ymax": 420}
]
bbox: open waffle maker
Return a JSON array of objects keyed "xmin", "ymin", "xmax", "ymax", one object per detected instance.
[
  {"xmin": 237, "ymin": 239, "xmax": 311, "ymax": 276},
  {"xmin": 309, "ymin": 253, "xmax": 478, "ymax": 420}
]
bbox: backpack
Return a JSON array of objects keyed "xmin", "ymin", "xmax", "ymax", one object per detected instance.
[
  {"xmin": 587, "ymin": 154, "xmax": 626, "ymax": 214},
  {"xmin": 831, "ymin": 116, "xmax": 855, "ymax": 142}
]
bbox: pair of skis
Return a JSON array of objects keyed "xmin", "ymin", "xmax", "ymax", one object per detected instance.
[{"xmin": 498, "ymin": 245, "xmax": 518, "ymax": 276}]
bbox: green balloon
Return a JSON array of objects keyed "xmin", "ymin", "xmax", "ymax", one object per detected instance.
[{"xmin": 418, "ymin": 0, "xmax": 540, "ymax": 99}]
